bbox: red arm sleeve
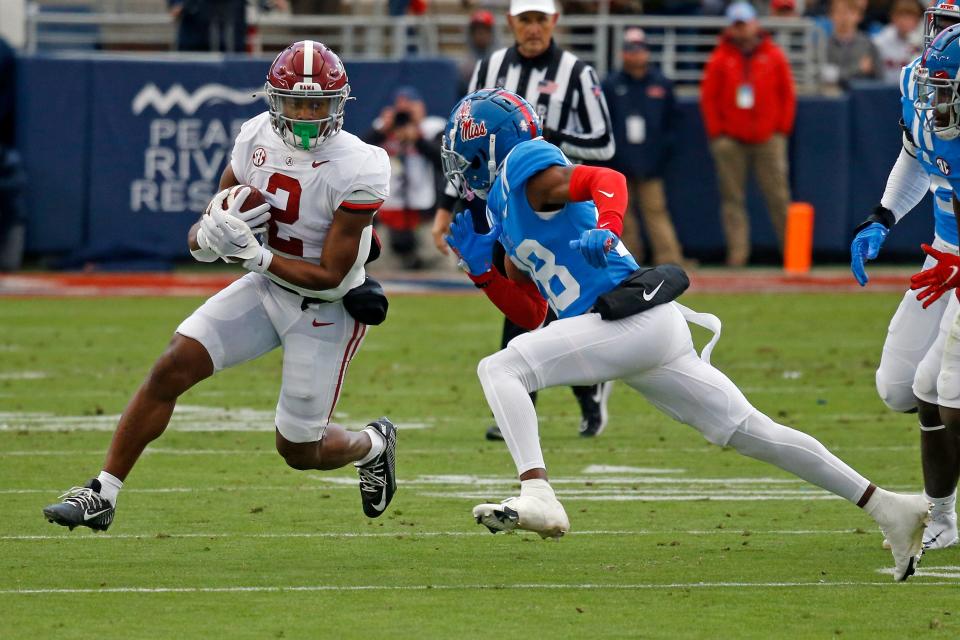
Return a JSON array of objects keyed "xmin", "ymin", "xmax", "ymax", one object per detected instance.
[
  {"xmin": 568, "ymin": 165, "xmax": 628, "ymax": 237},
  {"xmin": 468, "ymin": 269, "xmax": 548, "ymax": 331}
]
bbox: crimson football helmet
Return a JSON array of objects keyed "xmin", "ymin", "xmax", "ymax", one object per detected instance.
[{"xmin": 265, "ymin": 40, "xmax": 351, "ymax": 150}]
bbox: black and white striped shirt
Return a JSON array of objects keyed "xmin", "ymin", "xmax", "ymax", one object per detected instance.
[{"xmin": 468, "ymin": 40, "xmax": 615, "ymax": 162}]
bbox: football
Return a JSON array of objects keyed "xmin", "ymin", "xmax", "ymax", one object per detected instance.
[{"xmin": 207, "ymin": 184, "xmax": 268, "ymax": 217}]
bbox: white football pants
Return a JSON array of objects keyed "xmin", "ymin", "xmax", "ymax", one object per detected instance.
[
  {"xmin": 177, "ymin": 273, "xmax": 368, "ymax": 443},
  {"xmin": 478, "ymin": 302, "xmax": 871, "ymax": 504},
  {"xmin": 878, "ymin": 235, "xmax": 956, "ymax": 412},
  {"xmin": 914, "ymin": 294, "xmax": 960, "ymax": 409}
]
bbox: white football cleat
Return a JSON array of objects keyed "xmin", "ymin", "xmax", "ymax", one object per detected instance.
[
  {"xmin": 923, "ymin": 511, "xmax": 958, "ymax": 550},
  {"xmin": 473, "ymin": 493, "xmax": 570, "ymax": 540},
  {"xmin": 867, "ymin": 489, "xmax": 931, "ymax": 581},
  {"xmin": 883, "ymin": 510, "xmax": 958, "ymax": 551}
]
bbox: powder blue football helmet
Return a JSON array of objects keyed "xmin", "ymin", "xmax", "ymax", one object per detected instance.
[
  {"xmin": 916, "ymin": 23, "xmax": 960, "ymax": 140},
  {"xmin": 440, "ymin": 88, "xmax": 542, "ymax": 200}
]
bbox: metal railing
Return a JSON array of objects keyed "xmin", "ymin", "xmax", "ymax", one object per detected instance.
[{"xmin": 24, "ymin": 6, "xmax": 826, "ymax": 90}]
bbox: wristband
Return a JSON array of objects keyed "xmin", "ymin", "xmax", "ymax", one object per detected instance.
[
  {"xmin": 189, "ymin": 246, "xmax": 219, "ymax": 263},
  {"xmin": 853, "ymin": 206, "xmax": 896, "ymax": 234},
  {"xmin": 242, "ymin": 246, "xmax": 274, "ymax": 273}
]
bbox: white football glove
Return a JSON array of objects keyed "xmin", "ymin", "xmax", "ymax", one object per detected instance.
[
  {"xmin": 198, "ymin": 207, "xmax": 261, "ymax": 262},
  {"xmin": 224, "ymin": 186, "xmax": 272, "ymax": 232},
  {"xmin": 194, "ymin": 189, "xmax": 230, "ymax": 260}
]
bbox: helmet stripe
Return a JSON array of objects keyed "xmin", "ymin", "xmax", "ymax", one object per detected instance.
[
  {"xmin": 303, "ymin": 40, "xmax": 314, "ymax": 82},
  {"xmin": 496, "ymin": 90, "xmax": 538, "ymax": 139}
]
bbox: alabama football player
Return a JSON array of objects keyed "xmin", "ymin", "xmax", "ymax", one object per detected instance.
[{"xmin": 43, "ymin": 40, "xmax": 397, "ymax": 531}]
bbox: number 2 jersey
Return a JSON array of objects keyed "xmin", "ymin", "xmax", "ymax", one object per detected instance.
[
  {"xmin": 230, "ymin": 111, "xmax": 391, "ymax": 299},
  {"xmin": 486, "ymin": 138, "xmax": 639, "ymax": 319}
]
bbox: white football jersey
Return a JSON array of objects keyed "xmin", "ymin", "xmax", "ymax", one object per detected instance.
[{"xmin": 230, "ymin": 112, "xmax": 390, "ymax": 299}]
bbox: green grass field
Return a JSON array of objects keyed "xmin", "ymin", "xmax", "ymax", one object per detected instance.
[{"xmin": 2, "ymin": 291, "xmax": 959, "ymax": 639}]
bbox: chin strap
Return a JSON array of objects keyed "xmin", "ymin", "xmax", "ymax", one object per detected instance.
[{"xmin": 487, "ymin": 133, "xmax": 498, "ymax": 192}]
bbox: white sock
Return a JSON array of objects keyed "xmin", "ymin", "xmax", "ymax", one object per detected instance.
[
  {"xmin": 520, "ymin": 478, "xmax": 556, "ymax": 500},
  {"xmin": 924, "ymin": 489, "xmax": 956, "ymax": 518},
  {"xmin": 727, "ymin": 412, "xmax": 871, "ymax": 504},
  {"xmin": 477, "ymin": 348, "xmax": 545, "ymax": 475},
  {"xmin": 355, "ymin": 427, "xmax": 385, "ymax": 467},
  {"xmin": 97, "ymin": 471, "xmax": 123, "ymax": 506}
]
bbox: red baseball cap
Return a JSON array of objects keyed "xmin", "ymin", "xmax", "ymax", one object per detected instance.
[
  {"xmin": 771, "ymin": 0, "xmax": 796, "ymax": 10},
  {"xmin": 470, "ymin": 10, "xmax": 495, "ymax": 27}
]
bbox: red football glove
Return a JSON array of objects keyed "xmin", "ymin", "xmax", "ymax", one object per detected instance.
[{"xmin": 910, "ymin": 243, "xmax": 960, "ymax": 309}]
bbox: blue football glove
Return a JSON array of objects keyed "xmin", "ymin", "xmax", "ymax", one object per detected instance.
[
  {"xmin": 444, "ymin": 212, "xmax": 501, "ymax": 275},
  {"xmin": 570, "ymin": 229, "xmax": 619, "ymax": 268},
  {"xmin": 850, "ymin": 222, "xmax": 889, "ymax": 286}
]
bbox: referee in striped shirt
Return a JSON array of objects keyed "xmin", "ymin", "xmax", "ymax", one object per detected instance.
[{"xmin": 432, "ymin": 0, "xmax": 616, "ymax": 441}]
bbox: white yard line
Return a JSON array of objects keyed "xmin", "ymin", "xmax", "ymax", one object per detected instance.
[
  {"xmin": 421, "ymin": 492, "xmax": 842, "ymax": 502},
  {"xmin": 0, "ymin": 447, "xmax": 919, "ymax": 460},
  {"xmin": 0, "ymin": 529, "xmax": 881, "ymax": 541},
  {"xmin": 1, "ymin": 580, "xmax": 955, "ymax": 595},
  {"xmin": 0, "ymin": 408, "xmax": 432, "ymax": 432}
]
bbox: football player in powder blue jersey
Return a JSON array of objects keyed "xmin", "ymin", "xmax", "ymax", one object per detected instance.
[
  {"xmin": 442, "ymin": 88, "xmax": 930, "ymax": 581},
  {"xmin": 851, "ymin": 14, "xmax": 960, "ymax": 551}
]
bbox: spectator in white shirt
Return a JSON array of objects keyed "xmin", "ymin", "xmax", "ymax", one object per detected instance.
[{"xmin": 872, "ymin": 0, "xmax": 924, "ymax": 85}]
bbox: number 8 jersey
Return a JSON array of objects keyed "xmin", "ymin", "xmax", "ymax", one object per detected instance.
[
  {"xmin": 230, "ymin": 111, "xmax": 391, "ymax": 296},
  {"xmin": 486, "ymin": 139, "xmax": 639, "ymax": 318}
]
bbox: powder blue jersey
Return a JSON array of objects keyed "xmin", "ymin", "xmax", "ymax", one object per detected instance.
[
  {"xmin": 900, "ymin": 57, "xmax": 959, "ymax": 245},
  {"xmin": 486, "ymin": 139, "xmax": 639, "ymax": 319}
]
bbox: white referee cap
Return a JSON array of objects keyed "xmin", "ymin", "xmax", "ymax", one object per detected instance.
[{"xmin": 509, "ymin": 0, "xmax": 557, "ymax": 15}]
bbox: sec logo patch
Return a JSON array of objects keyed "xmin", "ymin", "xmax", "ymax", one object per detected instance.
[
  {"xmin": 252, "ymin": 147, "xmax": 266, "ymax": 167},
  {"xmin": 937, "ymin": 157, "xmax": 951, "ymax": 175}
]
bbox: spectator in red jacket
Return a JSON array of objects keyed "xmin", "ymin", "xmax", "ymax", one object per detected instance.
[{"xmin": 701, "ymin": 1, "xmax": 796, "ymax": 267}]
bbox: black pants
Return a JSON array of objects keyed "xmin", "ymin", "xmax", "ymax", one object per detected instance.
[
  {"xmin": 0, "ymin": 148, "xmax": 25, "ymax": 272},
  {"xmin": 175, "ymin": 0, "xmax": 246, "ymax": 52}
]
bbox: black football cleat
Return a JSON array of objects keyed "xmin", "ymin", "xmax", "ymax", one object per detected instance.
[
  {"xmin": 485, "ymin": 424, "xmax": 505, "ymax": 441},
  {"xmin": 357, "ymin": 417, "xmax": 397, "ymax": 518},
  {"xmin": 42, "ymin": 479, "xmax": 115, "ymax": 532},
  {"xmin": 577, "ymin": 381, "xmax": 612, "ymax": 437}
]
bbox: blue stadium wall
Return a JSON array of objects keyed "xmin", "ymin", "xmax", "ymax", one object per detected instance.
[{"xmin": 14, "ymin": 54, "xmax": 931, "ymax": 265}]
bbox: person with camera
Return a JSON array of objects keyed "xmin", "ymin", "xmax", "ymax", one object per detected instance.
[{"xmin": 365, "ymin": 87, "xmax": 446, "ymax": 270}]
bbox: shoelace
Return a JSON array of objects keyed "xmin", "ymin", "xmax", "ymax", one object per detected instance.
[
  {"xmin": 58, "ymin": 487, "xmax": 106, "ymax": 511},
  {"xmin": 358, "ymin": 464, "xmax": 386, "ymax": 494}
]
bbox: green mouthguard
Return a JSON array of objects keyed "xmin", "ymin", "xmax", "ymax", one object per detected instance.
[{"xmin": 292, "ymin": 122, "xmax": 319, "ymax": 150}]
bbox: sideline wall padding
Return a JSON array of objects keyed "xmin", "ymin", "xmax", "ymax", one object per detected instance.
[{"xmin": 13, "ymin": 55, "xmax": 937, "ymax": 263}]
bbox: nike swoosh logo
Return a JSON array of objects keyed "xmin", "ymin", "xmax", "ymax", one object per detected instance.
[
  {"xmin": 312, "ymin": 160, "xmax": 330, "ymax": 168},
  {"xmin": 312, "ymin": 320, "xmax": 334, "ymax": 327},
  {"xmin": 372, "ymin": 490, "xmax": 388, "ymax": 512},
  {"xmin": 642, "ymin": 280, "xmax": 664, "ymax": 302},
  {"xmin": 948, "ymin": 265, "xmax": 959, "ymax": 285},
  {"xmin": 599, "ymin": 222, "xmax": 611, "ymax": 229},
  {"xmin": 84, "ymin": 508, "xmax": 111, "ymax": 521},
  {"xmin": 598, "ymin": 190, "xmax": 614, "ymax": 198},
  {"xmin": 230, "ymin": 241, "xmax": 248, "ymax": 249},
  {"xmin": 924, "ymin": 529, "xmax": 946, "ymax": 548}
]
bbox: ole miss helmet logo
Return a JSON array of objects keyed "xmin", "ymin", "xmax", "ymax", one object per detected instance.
[
  {"xmin": 460, "ymin": 118, "xmax": 487, "ymax": 141},
  {"xmin": 456, "ymin": 99, "xmax": 487, "ymax": 141}
]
